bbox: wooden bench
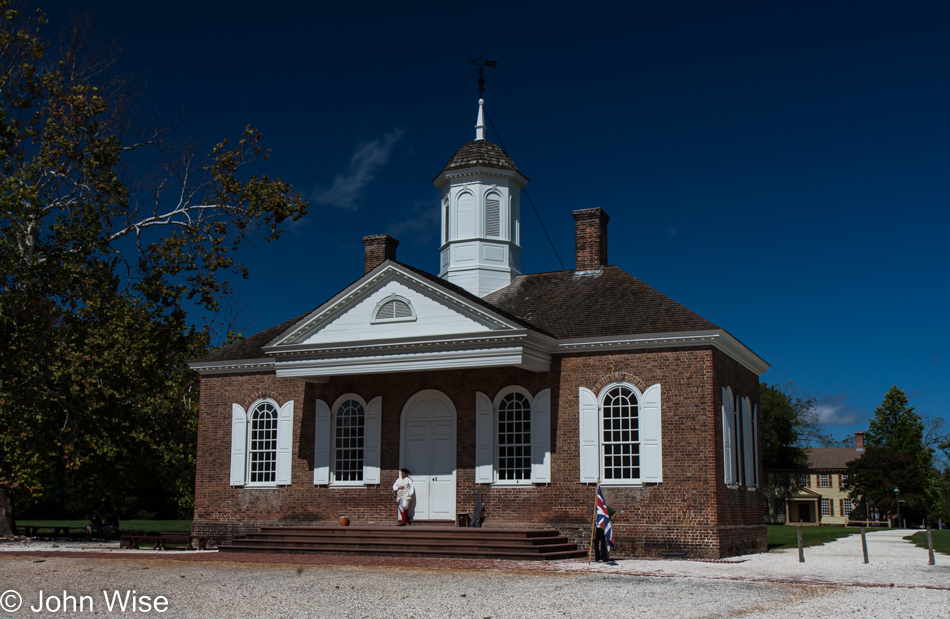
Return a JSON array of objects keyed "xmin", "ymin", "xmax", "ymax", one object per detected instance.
[
  {"xmin": 19, "ymin": 525, "xmax": 85, "ymax": 537},
  {"xmin": 119, "ymin": 533, "xmax": 209, "ymax": 551},
  {"xmin": 120, "ymin": 534, "xmax": 163, "ymax": 550},
  {"xmin": 157, "ymin": 533, "xmax": 210, "ymax": 551}
]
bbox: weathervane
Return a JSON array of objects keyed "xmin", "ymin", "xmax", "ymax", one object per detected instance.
[{"xmin": 470, "ymin": 57, "xmax": 498, "ymax": 97}]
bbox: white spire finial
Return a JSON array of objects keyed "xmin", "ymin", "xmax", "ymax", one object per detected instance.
[{"xmin": 475, "ymin": 98, "xmax": 486, "ymax": 141}]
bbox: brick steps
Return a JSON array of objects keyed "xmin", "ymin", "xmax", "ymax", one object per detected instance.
[{"xmin": 219, "ymin": 526, "xmax": 587, "ymax": 561}]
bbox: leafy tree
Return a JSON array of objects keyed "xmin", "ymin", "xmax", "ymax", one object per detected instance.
[
  {"xmin": 927, "ymin": 419, "xmax": 950, "ymax": 470},
  {"xmin": 934, "ymin": 467, "xmax": 950, "ymax": 524},
  {"xmin": 865, "ymin": 386, "xmax": 932, "ymax": 468},
  {"xmin": 759, "ymin": 382, "xmax": 830, "ymax": 469},
  {"xmin": 844, "ymin": 447, "xmax": 928, "ymax": 521},
  {"xmin": 847, "ymin": 386, "xmax": 943, "ymax": 524},
  {"xmin": 0, "ymin": 3, "xmax": 307, "ymax": 534}
]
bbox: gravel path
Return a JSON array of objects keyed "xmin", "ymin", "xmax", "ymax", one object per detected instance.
[{"xmin": 0, "ymin": 529, "xmax": 947, "ymax": 618}]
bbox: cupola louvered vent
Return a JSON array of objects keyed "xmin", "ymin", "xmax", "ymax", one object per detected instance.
[
  {"xmin": 486, "ymin": 198, "xmax": 501, "ymax": 237},
  {"xmin": 443, "ymin": 201, "xmax": 450, "ymax": 242},
  {"xmin": 373, "ymin": 296, "xmax": 415, "ymax": 322}
]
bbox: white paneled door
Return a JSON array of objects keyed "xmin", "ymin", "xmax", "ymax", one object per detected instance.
[{"xmin": 402, "ymin": 391, "xmax": 456, "ymax": 521}]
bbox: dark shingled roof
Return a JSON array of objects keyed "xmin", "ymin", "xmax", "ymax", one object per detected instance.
[
  {"xmin": 192, "ymin": 264, "xmax": 721, "ymax": 365},
  {"xmin": 482, "ymin": 266, "xmax": 719, "ymax": 339},
  {"xmin": 191, "ymin": 312, "xmax": 311, "ymax": 364},
  {"xmin": 806, "ymin": 448, "xmax": 865, "ymax": 471},
  {"xmin": 439, "ymin": 140, "xmax": 519, "ymax": 174}
]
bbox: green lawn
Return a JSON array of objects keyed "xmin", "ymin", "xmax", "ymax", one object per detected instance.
[
  {"xmin": 767, "ymin": 524, "xmax": 859, "ymax": 550},
  {"xmin": 16, "ymin": 519, "xmax": 192, "ymax": 534},
  {"xmin": 904, "ymin": 529, "xmax": 950, "ymax": 556}
]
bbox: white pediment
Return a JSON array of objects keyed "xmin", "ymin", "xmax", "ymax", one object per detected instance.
[
  {"xmin": 261, "ymin": 263, "xmax": 553, "ymax": 381},
  {"xmin": 269, "ymin": 263, "xmax": 520, "ymax": 349}
]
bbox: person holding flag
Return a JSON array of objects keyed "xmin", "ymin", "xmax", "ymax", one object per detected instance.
[{"xmin": 593, "ymin": 484, "xmax": 616, "ymax": 562}]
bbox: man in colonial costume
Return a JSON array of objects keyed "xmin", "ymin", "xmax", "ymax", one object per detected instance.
[{"xmin": 392, "ymin": 468, "xmax": 414, "ymax": 526}]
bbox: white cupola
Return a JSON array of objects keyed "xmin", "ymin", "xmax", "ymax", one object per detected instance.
[{"xmin": 432, "ymin": 99, "xmax": 529, "ymax": 297}]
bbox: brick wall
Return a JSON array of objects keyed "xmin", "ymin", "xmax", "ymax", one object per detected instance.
[
  {"xmin": 710, "ymin": 348, "xmax": 767, "ymax": 553},
  {"xmin": 193, "ymin": 346, "xmax": 765, "ymax": 557}
]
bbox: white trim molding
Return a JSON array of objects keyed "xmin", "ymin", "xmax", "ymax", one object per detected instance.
[
  {"xmin": 269, "ymin": 331, "xmax": 555, "ymax": 380},
  {"xmin": 558, "ymin": 329, "xmax": 770, "ymax": 376},
  {"xmin": 189, "ymin": 358, "xmax": 275, "ymax": 377}
]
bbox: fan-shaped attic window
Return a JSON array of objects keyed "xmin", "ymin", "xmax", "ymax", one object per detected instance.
[{"xmin": 372, "ymin": 294, "xmax": 416, "ymax": 324}]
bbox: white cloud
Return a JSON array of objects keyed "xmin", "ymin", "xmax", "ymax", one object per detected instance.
[
  {"xmin": 813, "ymin": 393, "xmax": 862, "ymax": 426},
  {"xmin": 312, "ymin": 128, "xmax": 405, "ymax": 210},
  {"xmin": 386, "ymin": 199, "xmax": 440, "ymax": 244}
]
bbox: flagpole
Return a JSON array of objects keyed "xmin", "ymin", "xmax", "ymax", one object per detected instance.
[
  {"xmin": 588, "ymin": 478, "xmax": 600, "ymax": 564},
  {"xmin": 589, "ymin": 407, "xmax": 605, "ymax": 565}
]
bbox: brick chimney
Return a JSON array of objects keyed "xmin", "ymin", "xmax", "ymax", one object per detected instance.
[
  {"xmin": 362, "ymin": 234, "xmax": 399, "ymax": 274},
  {"xmin": 854, "ymin": 431, "xmax": 865, "ymax": 451},
  {"xmin": 573, "ymin": 208, "xmax": 610, "ymax": 272}
]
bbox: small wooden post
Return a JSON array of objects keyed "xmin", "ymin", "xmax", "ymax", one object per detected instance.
[
  {"xmin": 797, "ymin": 525, "xmax": 805, "ymax": 563},
  {"xmin": 927, "ymin": 527, "xmax": 935, "ymax": 566},
  {"xmin": 860, "ymin": 527, "xmax": 869, "ymax": 564}
]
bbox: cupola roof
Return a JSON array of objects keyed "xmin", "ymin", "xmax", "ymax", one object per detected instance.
[{"xmin": 439, "ymin": 139, "xmax": 520, "ymax": 175}]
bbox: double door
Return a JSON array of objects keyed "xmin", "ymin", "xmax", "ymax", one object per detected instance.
[{"xmin": 402, "ymin": 392, "xmax": 456, "ymax": 520}]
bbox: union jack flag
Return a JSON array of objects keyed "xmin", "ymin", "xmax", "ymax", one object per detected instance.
[{"xmin": 595, "ymin": 485, "xmax": 615, "ymax": 549}]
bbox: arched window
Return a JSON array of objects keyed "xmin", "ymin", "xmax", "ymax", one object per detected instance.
[
  {"xmin": 578, "ymin": 383, "xmax": 662, "ymax": 485},
  {"xmin": 600, "ymin": 385, "xmax": 639, "ymax": 481},
  {"xmin": 497, "ymin": 391, "xmax": 531, "ymax": 481},
  {"xmin": 229, "ymin": 398, "xmax": 295, "ymax": 488},
  {"xmin": 443, "ymin": 197, "xmax": 450, "ymax": 244},
  {"xmin": 457, "ymin": 191, "xmax": 475, "ymax": 237},
  {"xmin": 722, "ymin": 386, "xmax": 737, "ymax": 485},
  {"xmin": 248, "ymin": 400, "xmax": 279, "ymax": 483},
  {"xmin": 372, "ymin": 294, "xmax": 415, "ymax": 323},
  {"xmin": 334, "ymin": 399, "xmax": 365, "ymax": 482},
  {"xmin": 511, "ymin": 195, "xmax": 520, "ymax": 245},
  {"xmin": 313, "ymin": 396, "xmax": 382, "ymax": 486},
  {"xmin": 721, "ymin": 387, "xmax": 758, "ymax": 488},
  {"xmin": 474, "ymin": 388, "xmax": 551, "ymax": 485}
]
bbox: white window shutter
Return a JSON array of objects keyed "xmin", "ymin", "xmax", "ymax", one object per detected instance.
[
  {"xmin": 363, "ymin": 396, "xmax": 382, "ymax": 484},
  {"xmin": 530, "ymin": 388, "xmax": 551, "ymax": 483},
  {"xmin": 742, "ymin": 397, "xmax": 754, "ymax": 487},
  {"xmin": 276, "ymin": 400, "xmax": 295, "ymax": 485},
  {"xmin": 735, "ymin": 395, "xmax": 744, "ymax": 486},
  {"xmin": 722, "ymin": 387, "xmax": 734, "ymax": 485},
  {"xmin": 314, "ymin": 399, "xmax": 331, "ymax": 485},
  {"xmin": 752, "ymin": 404, "xmax": 760, "ymax": 488},
  {"xmin": 640, "ymin": 384, "xmax": 663, "ymax": 483},
  {"xmin": 475, "ymin": 392, "xmax": 494, "ymax": 483},
  {"xmin": 578, "ymin": 387, "xmax": 599, "ymax": 483},
  {"xmin": 230, "ymin": 403, "xmax": 247, "ymax": 486}
]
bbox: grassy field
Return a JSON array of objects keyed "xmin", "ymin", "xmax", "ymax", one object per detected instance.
[
  {"xmin": 766, "ymin": 524, "xmax": 859, "ymax": 550},
  {"xmin": 904, "ymin": 529, "xmax": 950, "ymax": 556},
  {"xmin": 16, "ymin": 520, "xmax": 192, "ymax": 533}
]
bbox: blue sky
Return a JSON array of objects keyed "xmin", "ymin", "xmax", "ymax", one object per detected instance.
[{"xmin": 42, "ymin": 1, "xmax": 949, "ymax": 445}]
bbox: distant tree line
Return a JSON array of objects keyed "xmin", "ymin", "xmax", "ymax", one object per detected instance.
[{"xmin": 760, "ymin": 382, "xmax": 950, "ymax": 524}]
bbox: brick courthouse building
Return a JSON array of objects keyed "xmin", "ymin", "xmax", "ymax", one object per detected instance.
[{"xmin": 190, "ymin": 100, "xmax": 770, "ymax": 558}]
